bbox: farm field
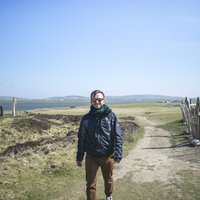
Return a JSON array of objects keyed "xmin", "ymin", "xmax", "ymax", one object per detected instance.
[{"xmin": 0, "ymin": 103, "xmax": 200, "ymax": 200}]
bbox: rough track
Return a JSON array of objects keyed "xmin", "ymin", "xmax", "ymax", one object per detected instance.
[{"xmin": 114, "ymin": 116, "xmax": 200, "ymax": 184}]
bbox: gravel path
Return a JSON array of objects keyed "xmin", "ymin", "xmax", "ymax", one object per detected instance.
[{"xmin": 114, "ymin": 116, "xmax": 200, "ymax": 184}]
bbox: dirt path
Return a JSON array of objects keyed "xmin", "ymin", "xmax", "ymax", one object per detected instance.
[{"xmin": 114, "ymin": 116, "xmax": 200, "ymax": 184}]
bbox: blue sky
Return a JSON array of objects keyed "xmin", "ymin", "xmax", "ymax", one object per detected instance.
[{"xmin": 1, "ymin": 0, "xmax": 200, "ymax": 99}]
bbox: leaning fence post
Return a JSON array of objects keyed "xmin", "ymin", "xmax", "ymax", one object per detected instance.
[
  {"xmin": 185, "ymin": 97, "xmax": 192, "ymax": 135},
  {"xmin": 12, "ymin": 97, "xmax": 16, "ymax": 117},
  {"xmin": 180, "ymin": 103, "xmax": 186, "ymax": 123}
]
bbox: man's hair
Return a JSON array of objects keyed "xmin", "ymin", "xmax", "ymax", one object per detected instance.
[{"xmin": 90, "ymin": 89, "xmax": 105, "ymax": 99}]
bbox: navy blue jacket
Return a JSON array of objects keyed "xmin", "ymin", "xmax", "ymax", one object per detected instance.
[{"xmin": 76, "ymin": 111, "xmax": 123, "ymax": 162}]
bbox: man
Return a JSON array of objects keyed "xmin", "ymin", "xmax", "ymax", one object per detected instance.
[{"xmin": 76, "ymin": 89, "xmax": 123, "ymax": 200}]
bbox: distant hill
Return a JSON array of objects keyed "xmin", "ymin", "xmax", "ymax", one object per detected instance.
[
  {"xmin": 0, "ymin": 95, "xmax": 184, "ymax": 103},
  {"xmin": 106, "ymin": 95, "xmax": 183, "ymax": 103},
  {"xmin": 0, "ymin": 96, "xmax": 28, "ymax": 101},
  {"xmin": 44, "ymin": 96, "xmax": 88, "ymax": 101},
  {"xmin": 0, "ymin": 94, "xmax": 184, "ymax": 111}
]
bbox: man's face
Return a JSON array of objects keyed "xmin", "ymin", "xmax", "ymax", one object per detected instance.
[{"xmin": 91, "ymin": 93, "xmax": 105, "ymax": 109}]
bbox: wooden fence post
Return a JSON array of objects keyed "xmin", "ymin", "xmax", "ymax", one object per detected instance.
[
  {"xmin": 196, "ymin": 97, "xmax": 200, "ymax": 139},
  {"xmin": 184, "ymin": 97, "xmax": 193, "ymax": 135},
  {"xmin": 0, "ymin": 105, "xmax": 3, "ymax": 116},
  {"xmin": 180, "ymin": 97, "xmax": 200, "ymax": 140},
  {"xmin": 12, "ymin": 97, "xmax": 16, "ymax": 117}
]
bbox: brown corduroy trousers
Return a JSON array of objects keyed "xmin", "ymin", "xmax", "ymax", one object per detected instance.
[{"xmin": 85, "ymin": 154, "xmax": 115, "ymax": 200}]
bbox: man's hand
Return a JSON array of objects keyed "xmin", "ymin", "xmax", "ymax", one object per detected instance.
[
  {"xmin": 76, "ymin": 161, "xmax": 82, "ymax": 167},
  {"xmin": 114, "ymin": 160, "xmax": 120, "ymax": 164}
]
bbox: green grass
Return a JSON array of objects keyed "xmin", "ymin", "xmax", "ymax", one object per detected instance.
[
  {"xmin": 113, "ymin": 176, "xmax": 182, "ymax": 200},
  {"xmin": 0, "ymin": 143, "xmax": 85, "ymax": 200},
  {"xmin": 1, "ymin": 103, "xmax": 200, "ymax": 200},
  {"xmin": 114, "ymin": 173, "xmax": 200, "ymax": 200},
  {"xmin": 158, "ymin": 120, "xmax": 189, "ymax": 146},
  {"xmin": 178, "ymin": 170, "xmax": 200, "ymax": 200},
  {"xmin": 145, "ymin": 106, "xmax": 182, "ymax": 123}
]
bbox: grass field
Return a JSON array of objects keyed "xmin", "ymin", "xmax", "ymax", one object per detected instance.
[{"xmin": 1, "ymin": 103, "xmax": 199, "ymax": 200}]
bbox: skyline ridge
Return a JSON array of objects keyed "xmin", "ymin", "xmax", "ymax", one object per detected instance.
[{"xmin": 0, "ymin": 94, "xmax": 186, "ymax": 101}]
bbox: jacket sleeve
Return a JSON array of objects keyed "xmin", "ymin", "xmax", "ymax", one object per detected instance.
[
  {"xmin": 76, "ymin": 117, "xmax": 87, "ymax": 161},
  {"xmin": 112, "ymin": 113, "xmax": 123, "ymax": 162}
]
